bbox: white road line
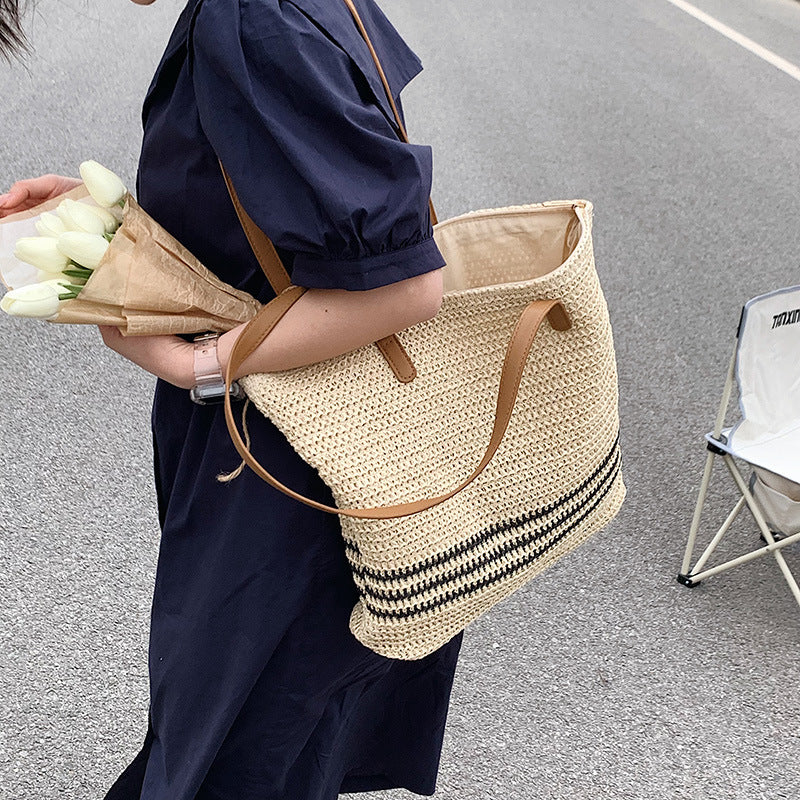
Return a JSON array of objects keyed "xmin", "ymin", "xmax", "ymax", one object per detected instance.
[{"xmin": 664, "ymin": 0, "xmax": 800, "ymax": 83}]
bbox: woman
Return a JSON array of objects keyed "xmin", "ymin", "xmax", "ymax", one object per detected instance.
[{"xmin": 0, "ymin": 1, "xmax": 463, "ymax": 798}]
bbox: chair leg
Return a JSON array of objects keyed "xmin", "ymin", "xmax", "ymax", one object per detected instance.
[
  {"xmin": 679, "ymin": 450, "xmax": 716, "ymax": 584},
  {"xmin": 691, "ymin": 496, "xmax": 747, "ymax": 575},
  {"xmin": 686, "ymin": 532, "xmax": 800, "ymax": 581},
  {"xmin": 724, "ymin": 457, "xmax": 800, "ymax": 608},
  {"xmin": 677, "ymin": 452, "xmax": 800, "ymax": 608}
]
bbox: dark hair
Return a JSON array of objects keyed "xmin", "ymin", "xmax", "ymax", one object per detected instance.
[{"xmin": 1, "ymin": 0, "xmax": 29, "ymax": 60}]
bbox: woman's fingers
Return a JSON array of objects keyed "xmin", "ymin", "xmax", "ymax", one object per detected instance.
[
  {"xmin": 0, "ymin": 183, "xmax": 31, "ymax": 214},
  {"xmin": 0, "ymin": 174, "xmax": 83, "ymax": 218}
]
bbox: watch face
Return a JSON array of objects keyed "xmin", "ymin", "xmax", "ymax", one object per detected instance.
[
  {"xmin": 190, "ymin": 382, "xmax": 230, "ymax": 405},
  {"xmin": 190, "ymin": 381, "xmax": 245, "ymax": 405}
]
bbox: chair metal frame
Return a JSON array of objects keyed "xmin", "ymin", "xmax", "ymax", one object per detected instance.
[{"xmin": 678, "ymin": 337, "xmax": 800, "ymax": 605}]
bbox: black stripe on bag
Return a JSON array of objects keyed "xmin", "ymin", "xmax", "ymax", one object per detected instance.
[
  {"xmin": 358, "ymin": 447, "xmax": 620, "ymax": 606},
  {"xmin": 344, "ymin": 433, "xmax": 620, "ymax": 582},
  {"xmin": 357, "ymin": 447, "xmax": 620, "ymax": 604},
  {"xmin": 358, "ymin": 450, "xmax": 621, "ymax": 619}
]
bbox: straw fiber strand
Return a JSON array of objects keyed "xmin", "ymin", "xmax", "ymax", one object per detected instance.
[{"xmin": 241, "ymin": 200, "xmax": 624, "ymax": 659}]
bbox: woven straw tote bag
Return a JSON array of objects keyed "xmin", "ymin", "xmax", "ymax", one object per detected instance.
[{"xmin": 219, "ymin": 0, "xmax": 625, "ymax": 660}]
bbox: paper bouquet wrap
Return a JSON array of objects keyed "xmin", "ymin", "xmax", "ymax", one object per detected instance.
[{"xmin": 0, "ymin": 184, "xmax": 261, "ymax": 335}]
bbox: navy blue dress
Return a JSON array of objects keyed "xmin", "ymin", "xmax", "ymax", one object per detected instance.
[{"xmin": 102, "ymin": 1, "xmax": 462, "ymax": 799}]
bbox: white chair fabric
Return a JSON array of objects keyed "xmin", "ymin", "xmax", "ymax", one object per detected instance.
[{"xmin": 725, "ymin": 286, "xmax": 800, "ymax": 484}]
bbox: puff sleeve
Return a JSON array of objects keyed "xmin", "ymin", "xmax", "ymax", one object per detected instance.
[{"xmin": 189, "ymin": 0, "xmax": 445, "ymax": 291}]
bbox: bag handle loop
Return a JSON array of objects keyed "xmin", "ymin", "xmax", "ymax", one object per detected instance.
[{"xmin": 223, "ymin": 294, "xmax": 571, "ymax": 519}]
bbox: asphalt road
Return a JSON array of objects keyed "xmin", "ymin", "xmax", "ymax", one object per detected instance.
[{"xmin": 2, "ymin": 0, "xmax": 800, "ymax": 798}]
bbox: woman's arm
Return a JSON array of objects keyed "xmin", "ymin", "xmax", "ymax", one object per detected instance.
[
  {"xmin": 4, "ymin": 178, "xmax": 443, "ymax": 390},
  {"xmin": 219, "ymin": 267, "xmax": 443, "ymax": 379},
  {"xmin": 99, "ymin": 267, "xmax": 443, "ymax": 390}
]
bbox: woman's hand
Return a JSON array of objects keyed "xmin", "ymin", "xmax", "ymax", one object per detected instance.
[
  {"xmin": 0, "ymin": 174, "xmax": 83, "ymax": 218},
  {"xmin": 98, "ymin": 326, "xmax": 195, "ymax": 390}
]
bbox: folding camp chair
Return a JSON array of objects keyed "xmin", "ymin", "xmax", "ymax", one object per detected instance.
[{"xmin": 678, "ymin": 285, "xmax": 800, "ymax": 605}]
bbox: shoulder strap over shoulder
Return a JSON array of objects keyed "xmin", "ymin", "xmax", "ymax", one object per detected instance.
[
  {"xmin": 219, "ymin": 0, "xmax": 438, "ymax": 383},
  {"xmin": 341, "ymin": 0, "xmax": 438, "ymax": 225}
]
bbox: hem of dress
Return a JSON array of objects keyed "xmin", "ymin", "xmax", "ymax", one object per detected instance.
[{"xmin": 340, "ymin": 773, "xmax": 435, "ymax": 796}]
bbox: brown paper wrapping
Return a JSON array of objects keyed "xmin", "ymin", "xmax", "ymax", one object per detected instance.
[
  {"xmin": 54, "ymin": 194, "xmax": 262, "ymax": 335},
  {"xmin": 2, "ymin": 189, "xmax": 262, "ymax": 335}
]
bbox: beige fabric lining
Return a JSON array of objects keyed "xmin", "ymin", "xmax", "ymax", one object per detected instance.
[{"xmin": 436, "ymin": 205, "xmax": 580, "ymax": 293}]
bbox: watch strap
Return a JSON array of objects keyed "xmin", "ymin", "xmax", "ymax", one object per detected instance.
[{"xmin": 193, "ymin": 333, "xmax": 223, "ymax": 385}]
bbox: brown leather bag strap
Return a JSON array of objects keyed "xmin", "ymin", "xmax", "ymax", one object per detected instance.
[
  {"xmin": 220, "ymin": 165, "xmax": 292, "ymax": 294},
  {"xmin": 223, "ymin": 296, "xmax": 571, "ymax": 519},
  {"xmin": 341, "ymin": 0, "xmax": 438, "ymax": 224},
  {"xmin": 219, "ymin": 0, "xmax": 439, "ymax": 293}
]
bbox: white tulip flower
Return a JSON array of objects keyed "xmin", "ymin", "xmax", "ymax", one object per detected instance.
[
  {"xmin": 79, "ymin": 160, "xmax": 127, "ymax": 208},
  {"xmin": 61, "ymin": 198, "xmax": 106, "ymax": 236},
  {"xmin": 55, "ymin": 201, "xmax": 82, "ymax": 231},
  {"xmin": 57, "ymin": 231, "xmax": 110, "ymax": 270},
  {"xmin": 14, "ymin": 237, "xmax": 71, "ymax": 273},
  {"xmin": 0, "ymin": 282, "xmax": 63, "ymax": 319},
  {"xmin": 35, "ymin": 212, "xmax": 68, "ymax": 238},
  {"xmin": 85, "ymin": 204, "xmax": 119, "ymax": 234}
]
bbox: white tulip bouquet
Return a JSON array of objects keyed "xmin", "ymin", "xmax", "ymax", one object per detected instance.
[
  {"xmin": 0, "ymin": 161, "xmax": 261, "ymax": 334},
  {"xmin": 2, "ymin": 162, "xmax": 123, "ymax": 319}
]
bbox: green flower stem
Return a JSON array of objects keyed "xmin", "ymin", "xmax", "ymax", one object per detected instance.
[
  {"xmin": 65, "ymin": 261, "xmax": 92, "ymax": 272},
  {"xmin": 103, "ymin": 232, "xmax": 115, "ymax": 242},
  {"xmin": 63, "ymin": 269, "xmax": 91, "ymax": 280},
  {"xmin": 66, "ymin": 260, "xmax": 94, "ymax": 273},
  {"xmin": 58, "ymin": 291, "xmax": 80, "ymax": 301}
]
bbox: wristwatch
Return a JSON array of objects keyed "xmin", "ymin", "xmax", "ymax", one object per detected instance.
[{"xmin": 189, "ymin": 332, "xmax": 245, "ymax": 405}]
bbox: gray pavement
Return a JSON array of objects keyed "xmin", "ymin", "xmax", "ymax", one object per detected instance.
[{"xmin": 1, "ymin": 0, "xmax": 800, "ymax": 798}]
